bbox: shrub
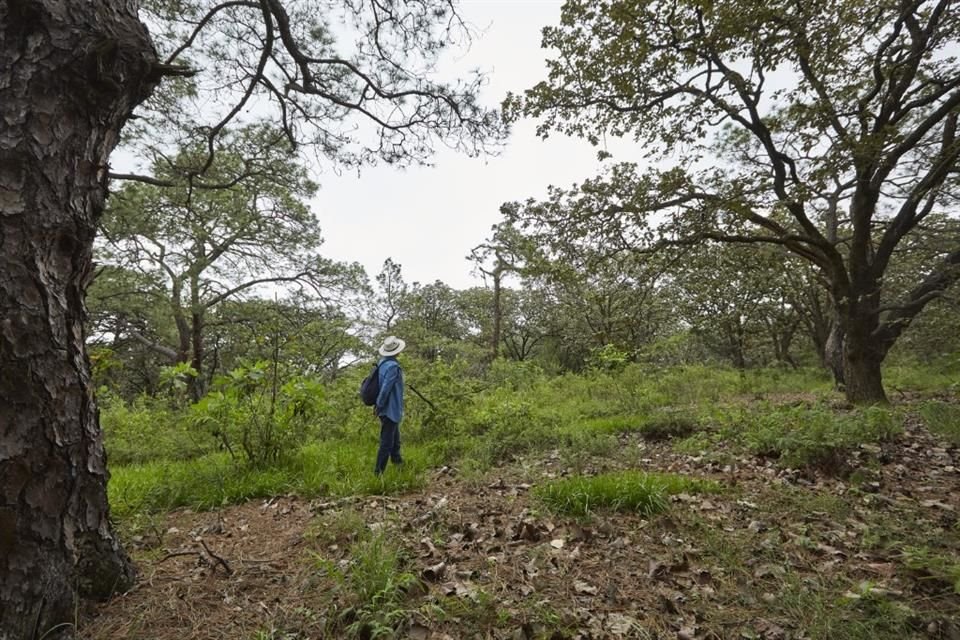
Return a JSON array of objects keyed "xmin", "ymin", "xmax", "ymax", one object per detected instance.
[
  {"xmin": 100, "ymin": 391, "xmax": 206, "ymax": 465},
  {"xmin": 636, "ymin": 408, "xmax": 700, "ymax": 441},
  {"xmin": 484, "ymin": 357, "xmax": 546, "ymax": 391},
  {"xmin": 189, "ymin": 363, "xmax": 326, "ymax": 467},
  {"xmin": 466, "ymin": 389, "xmax": 558, "ymax": 466},
  {"xmin": 579, "ymin": 408, "xmax": 700, "ymax": 440}
]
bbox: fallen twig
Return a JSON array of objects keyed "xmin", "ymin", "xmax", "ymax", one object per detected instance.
[{"xmin": 199, "ymin": 538, "xmax": 233, "ymax": 575}]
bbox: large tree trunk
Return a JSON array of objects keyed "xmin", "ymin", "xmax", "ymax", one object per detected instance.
[
  {"xmin": 840, "ymin": 305, "xmax": 889, "ymax": 405},
  {"xmin": 0, "ymin": 3, "xmax": 156, "ymax": 638}
]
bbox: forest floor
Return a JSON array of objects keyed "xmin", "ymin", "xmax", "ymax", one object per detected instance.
[{"xmin": 83, "ymin": 402, "xmax": 960, "ymax": 640}]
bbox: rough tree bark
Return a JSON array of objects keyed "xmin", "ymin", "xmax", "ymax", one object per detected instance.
[{"xmin": 0, "ymin": 2, "xmax": 157, "ymax": 638}]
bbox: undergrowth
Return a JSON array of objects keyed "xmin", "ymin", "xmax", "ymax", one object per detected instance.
[{"xmin": 104, "ymin": 362, "xmax": 924, "ymax": 520}]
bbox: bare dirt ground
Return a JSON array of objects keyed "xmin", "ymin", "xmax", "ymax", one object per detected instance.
[{"xmin": 82, "ymin": 416, "xmax": 960, "ymax": 640}]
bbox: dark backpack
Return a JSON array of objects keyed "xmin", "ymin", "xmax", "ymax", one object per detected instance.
[{"xmin": 359, "ymin": 363, "xmax": 380, "ymax": 406}]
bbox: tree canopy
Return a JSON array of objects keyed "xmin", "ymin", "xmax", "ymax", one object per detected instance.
[{"xmin": 504, "ymin": 0, "xmax": 960, "ymax": 403}]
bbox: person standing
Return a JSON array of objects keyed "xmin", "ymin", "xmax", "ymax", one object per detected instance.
[{"xmin": 374, "ymin": 336, "xmax": 405, "ymax": 475}]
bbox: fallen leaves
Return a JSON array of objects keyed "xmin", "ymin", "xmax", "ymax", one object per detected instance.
[{"xmin": 82, "ymin": 404, "xmax": 960, "ymax": 640}]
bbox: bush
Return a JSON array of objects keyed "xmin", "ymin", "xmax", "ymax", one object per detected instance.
[
  {"xmin": 466, "ymin": 389, "xmax": 558, "ymax": 466},
  {"xmin": 100, "ymin": 391, "xmax": 207, "ymax": 465},
  {"xmin": 189, "ymin": 363, "xmax": 326, "ymax": 467},
  {"xmin": 579, "ymin": 408, "xmax": 699, "ymax": 440},
  {"xmin": 484, "ymin": 357, "xmax": 546, "ymax": 391},
  {"xmin": 636, "ymin": 408, "xmax": 700, "ymax": 441}
]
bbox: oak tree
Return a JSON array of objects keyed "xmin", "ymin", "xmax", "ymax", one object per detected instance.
[{"xmin": 506, "ymin": 0, "xmax": 960, "ymax": 403}]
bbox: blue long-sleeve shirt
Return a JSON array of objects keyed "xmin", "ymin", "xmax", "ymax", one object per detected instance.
[{"xmin": 375, "ymin": 357, "xmax": 404, "ymax": 423}]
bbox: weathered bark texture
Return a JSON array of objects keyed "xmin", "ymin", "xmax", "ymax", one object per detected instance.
[
  {"xmin": 824, "ymin": 318, "xmax": 845, "ymax": 390},
  {"xmin": 0, "ymin": 2, "xmax": 156, "ymax": 638}
]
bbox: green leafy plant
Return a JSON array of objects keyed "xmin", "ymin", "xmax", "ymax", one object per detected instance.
[
  {"xmin": 99, "ymin": 390, "xmax": 207, "ymax": 465},
  {"xmin": 189, "ymin": 363, "xmax": 326, "ymax": 467},
  {"xmin": 587, "ymin": 343, "xmax": 630, "ymax": 371},
  {"xmin": 466, "ymin": 389, "xmax": 558, "ymax": 467},
  {"xmin": 313, "ymin": 530, "xmax": 419, "ymax": 638}
]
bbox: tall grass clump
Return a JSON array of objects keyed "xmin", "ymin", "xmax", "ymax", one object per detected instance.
[
  {"xmin": 722, "ymin": 404, "xmax": 903, "ymax": 469},
  {"xmin": 918, "ymin": 400, "xmax": 960, "ymax": 445},
  {"xmin": 535, "ymin": 470, "xmax": 721, "ymax": 517},
  {"xmin": 312, "ymin": 530, "xmax": 418, "ymax": 638}
]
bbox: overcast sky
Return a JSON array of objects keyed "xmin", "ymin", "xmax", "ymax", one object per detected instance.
[{"xmin": 313, "ymin": 0, "xmax": 637, "ymax": 289}]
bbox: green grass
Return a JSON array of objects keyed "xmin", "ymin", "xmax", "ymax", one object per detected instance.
[
  {"xmin": 882, "ymin": 362, "xmax": 960, "ymax": 395},
  {"xmin": 104, "ymin": 363, "xmax": 924, "ymax": 524},
  {"xmin": 310, "ymin": 529, "xmax": 419, "ymax": 638},
  {"xmin": 900, "ymin": 545, "xmax": 960, "ymax": 595},
  {"xmin": 918, "ymin": 400, "xmax": 960, "ymax": 445},
  {"xmin": 714, "ymin": 404, "xmax": 903, "ymax": 470},
  {"xmin": 109, "ymin": 441, "xmax": 433, "ymax": 519},
  {"xmin": 535, "ymin": 470, "xmax": 722, "ymax": 517}
]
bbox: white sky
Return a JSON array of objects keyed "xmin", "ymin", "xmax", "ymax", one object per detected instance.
[{"xmin": 313, "ymin": 0, "xmax": 639, "ymax": 289}]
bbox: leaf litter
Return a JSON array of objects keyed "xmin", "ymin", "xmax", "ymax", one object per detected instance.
[{"xmin": 82, "ymin": 402, "xmax": 960, "ymax": 639}]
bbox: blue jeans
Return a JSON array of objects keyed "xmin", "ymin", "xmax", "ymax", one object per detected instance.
[{"xmin": 375, "ymin": 416, "xmax": 402, "ymax": 475}]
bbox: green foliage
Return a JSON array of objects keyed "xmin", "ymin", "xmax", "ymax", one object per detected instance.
[
  {"xmin": 99, "ymin": 391, "xmax": 206, "ymax": 465},
  {"xmin": 503, "ymin": 0, "xmax": 960, "ymax": 404},
  {"xmin": 307, "ymin": 508, "xmax": 367, "ymax": 549},
  {"xmin": 313, "ymin": 531, "xmax": 419, "ymax": 639},
  {"xmin": 109, "ymin": 441, "xmax": 430, "ymax": 520},
  {"xmin": 466, "ymin": 389, "xmax": 558, "ymax": 468},
  {"xmin": 558, "ymin": 430, "xmax": 619, "ymax": 475},
  {"xmin": 535, "ymin": 471, "xmax": 721, "ymax": 517},
  {"xmin": 918, "ymin": 401, "xmax": 960, "ymax": 445},
  {"xmin": 157, "ymin": 362, "xmax": 199, "ymax": 408},
  {"xmin": 484, "ymin": 357, "xmax": 546, "ymax": 391},
  {"xmin": 189, "ymin": 363, "xmax": 326, "ymax": 466},
  {"xmin": 635, "ymin": 408, "xmax": 700, "ymax": 441},
  {"xmin": 105, "ymin": 360, "xmax": 931, "ymax": 528},
  {"xmin": 400, "ymin": 358, "xmax": 477, "ymax": 443},
  {"xmin": 721, "ymin": 405, "xmax": 903, "ymax": 470},
  {"xmin": 901, "ymin": 546, "xmax": 960, "ymax": 595},
  {"xmin": 587, "ymin": 344, "xmax": 630, "ymax": 371},
  {"xmin": 580, "ymin": 407, "xmax": 699, "ymax": 441},
  {"xmin": 883, "ymin": 362, "xmax": 960, "ymax": 395}
]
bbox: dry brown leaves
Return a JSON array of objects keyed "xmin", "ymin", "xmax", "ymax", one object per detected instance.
[{"xmin": 82, "ymin": 410, "xmax": 960, "ymax": 640}]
